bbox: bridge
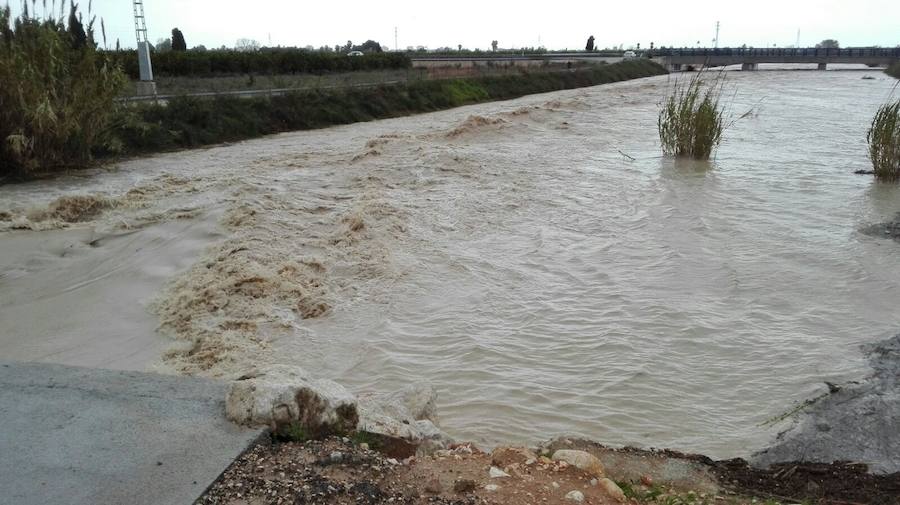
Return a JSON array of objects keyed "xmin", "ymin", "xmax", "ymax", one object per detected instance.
[
  {"xmin": 655, "ymin": 47, "xmax": 900, "ymax": 71},
  {"xmin": 409, "ymin": 47, "xmax": 899, "ymax": 72}
]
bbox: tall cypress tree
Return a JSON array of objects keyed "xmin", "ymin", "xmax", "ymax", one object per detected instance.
[
  {"xmin": 68, "ymin": 1, "xmax": 87, "ymax": 49},
  {"xmin": 172, "ymin": 27, "xmax": 187, "ymax": 52}
]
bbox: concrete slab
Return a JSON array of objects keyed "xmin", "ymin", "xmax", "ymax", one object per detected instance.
[{"xmin": 0, "ymin": 361, "xmax": 263, "ymax": 505}]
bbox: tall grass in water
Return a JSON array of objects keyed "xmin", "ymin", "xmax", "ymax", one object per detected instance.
[
  {"xmin": 658, "ymin": 72, "xmax": 726, "ymax": 160},
  {"xmin": 0, "ymin": 2, "xmax": 126, "ymax": 178},
  {"xmin": 867, "ymin": 100, "xmax": 900, "ymax": 181}
]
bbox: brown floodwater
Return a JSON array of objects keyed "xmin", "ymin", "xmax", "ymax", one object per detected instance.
[{"xmin": 1, "ymin": 68, "xmax": 899, "ymax": 458}]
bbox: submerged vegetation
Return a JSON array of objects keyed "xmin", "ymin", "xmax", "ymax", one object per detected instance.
[
  {"xmin": 867, "ymin": 99, "xmax": 900, "ymax": 181},
  {"xmin": 119, "ymin": 59, "xmax": 667, "ymax": 154},
  {"xmin": 0, "ymin": 2, "xmax": 126, "ymax": 178},
  {"xmin": 658, "ymin": 72, "xmax": 726, "ymax": 160}
]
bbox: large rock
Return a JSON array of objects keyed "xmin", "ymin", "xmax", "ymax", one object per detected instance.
[
  {"xmin": 552, "ymin": 449, "xmax": 606, "ymax": 478},
  {"xmin": 364, "ymin": 381, "xmax": 438, "ymax": 422},
  {"xmin": 225, "ymin": 365, "xmax": 358, "ymax": 436},
  {"xmin": 752, "ymin": 334, "xmax": 900, "ymax": 474},
  {"xmin": 599, "ymin": 478, "xmax": 627, "ymax": 502},
  {"xmin": 357, "ymin": 382, "xmax": 453, "ymax": 451}
]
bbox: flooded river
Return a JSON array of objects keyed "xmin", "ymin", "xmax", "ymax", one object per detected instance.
[{"xmin": 2, "ymin": 69, "xmax": 899, "ymax": 458}]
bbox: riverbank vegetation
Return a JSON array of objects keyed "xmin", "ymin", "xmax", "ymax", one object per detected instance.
[
  {"xmin": 0, "ymin": 3, "xmax": 126, "ymax": 178},
  {"xmin": 867, "ymin": 100, "xmax": 900, "ymax": 181},
  {"xmin": 116, "ymin": 59, "xmax": 667, "ymax": 154},
  {"xmin": 658, "ymin": 72, "xmax": 726, "ymax": 160},
  {"xmin": 1, "ymin": 1, "xmax": 664, "ymax": 180},
  {"xmin": 108, "ymin": 49, "xmax": 411, "ymax": 80},
  {"xmin": 886, "ymin": 62, "xmax": 900, "ymax": 79}
]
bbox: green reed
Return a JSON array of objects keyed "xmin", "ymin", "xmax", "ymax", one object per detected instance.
[
  {"xmin": 658, "ymin": 71, "xmax": 726, "ymax": 160},
  {"xmin": 0, "ymin": 2, "xmax": 126, "ymax": 178},
  {"xmin": 867, "ymin": 100, "xmax": 900, "ymax": 181}
]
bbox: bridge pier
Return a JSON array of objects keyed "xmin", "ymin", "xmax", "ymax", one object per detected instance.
[
  {"xmin": 817, "ymin": 63, "xmax": 827, "ymax": 70},
  {"xmin": 741, "ymin": 62, "xmax": 758, "ymax": 71},
  {"xmin": 668, "ymin": 63, "xmax": 682, "ymax": 72}
]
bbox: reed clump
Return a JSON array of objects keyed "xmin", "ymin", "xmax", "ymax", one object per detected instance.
[
  {"xmin": 658, "ymin": 72, "xmax": 726, "ymax": 160},
  {"xmin": 867, "ymin": 100, "xmax": 900, "ymax": 181},
  {"xmin": 0, "ymin": 2, "xmax": 126, "ymax": 178}
]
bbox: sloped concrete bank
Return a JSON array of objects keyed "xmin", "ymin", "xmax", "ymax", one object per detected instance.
[
  {"xmin": 0, "ymin": 361, "xmax": 263, "ymax": 505},
  {"xmin": 752, "ymin": 333, "xmax": 900, "ymax": 474}
]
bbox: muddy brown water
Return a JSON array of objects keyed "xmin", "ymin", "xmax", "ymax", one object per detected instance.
[{"xmin": 1, "ymin": 69, "xmax": 899, "ymax": 459}]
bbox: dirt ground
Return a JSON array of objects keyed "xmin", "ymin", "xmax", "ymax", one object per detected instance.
[
  {"xmin": 198, "ymin": 437, "xmax": 900, "ymax": 505},
  {"xmin": 711, "ymin": 458, "xmax": 900, "ymax": 505},
  {"xmin": 199, "ymin": 437, "xmax": 632, "ymax": 505},
  {"xmin": 545, "ymin": 439, "xmax": 900, "ymax": 505}
]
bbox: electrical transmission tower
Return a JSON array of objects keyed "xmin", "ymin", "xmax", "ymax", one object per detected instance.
[{"xmin": 133, "ymin": 0, "xmax": 156, "ymax": 93}]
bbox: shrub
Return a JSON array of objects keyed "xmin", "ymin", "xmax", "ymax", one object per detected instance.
[
  {"xmin": 0, "ymin": 3, "xmax": 126, "ymax": 178},
  {"xmin": 867, "ymin": 100, "xmax": 900, "ymax": 181},
  {"xmin": 658, "ymin": 72, "xmax": 726, "ymax": 160}
]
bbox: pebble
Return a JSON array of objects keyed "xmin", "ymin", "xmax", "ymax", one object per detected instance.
[
  {"xmin": 552, "ymin": 481, "xmax": 560, "ymax": 489},
  {"xmin": 485, "ymin": 484, "xmax": 499, "ymax": 492},
  {"xmin": 489, "ymin": 466, "xmax": 510, "ymax": 478},
  {"xmin": 565, "ymin": 490, "xmax": 585, "ymax": 502},
  {"xmin": 328, "ymin": 451, "xmax": 343, "ymax": 463},
  {"xmin": 424, "ymin": 478, "xmax": 443, "ymax": 494},
  {"xmin": 590, "ymin": 478, "xmax": 598, "ymax": 486},
  {"xmin": 600, "ymin": 478, "xmax": 627, "ymax": 502},
  {"xmin": 551, "ymin": 450, "xmax": 605, "ymax": 477},
  {"xmin": 453, "ymin": 479, "xmax": 477, "ymax": 493},
  {"xmin": 386, "ymin": 458, "xmax": 400, "ymax": 466},
  {"xmin": 359, "ymin": 443, "xmax": 369, "ymax": 451}
]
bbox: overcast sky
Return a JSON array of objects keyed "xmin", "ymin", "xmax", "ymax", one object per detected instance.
[{"xmin": 8, "ymin": 0, "xmax": 900, "ymax": 51}]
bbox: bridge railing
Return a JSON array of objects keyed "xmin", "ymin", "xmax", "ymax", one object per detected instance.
[{"xmin": 655, "ymin": 47, "xmax": 900, "ymax": 59}]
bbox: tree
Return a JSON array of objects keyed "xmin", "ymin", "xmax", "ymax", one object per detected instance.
[
  {"xmin": 235, "ymin": 38, "xmax": 260, "ymax": 52},
  {"xmin": 816, "ymin": 39, "xmax": 840, "ymax": 49},
  {"xmin": 342, "ymin": 40, "xmax": 353, "ymax": 52},
  {"xmin": 67, "ymin": 1, "xmax": 87, "ymax": 49},
  {"xmin": 585, "ymin": 35, "xmax": 594, "ymax": 51},
  {"xmin": 192, "ymin": 44, "xmax": 207, "ymax": 52},
  {"xmin": 356, "ymin": 40, "xmax": 383, "ymax": 53},
  {"xmin": 491, "ymin": 40, "xmax": 498, "ymax": 52},
  {"xmin": 171, "ymin": 27, "xmax": 186, "ymax": 51},
  {"xmin": 154, "ymin": 37, "xmax": 172, "ymax": 52}
]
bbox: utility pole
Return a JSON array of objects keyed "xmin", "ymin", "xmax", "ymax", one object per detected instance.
[
  {"xmin": 714, "ymin": 21, "xmax": 720, "ymax": 48},
  {"xmin": 394, "ymin": 27, "xmax": 398, "ymax": 51},
  {"xmin": 133, "ymin": 0, "xmax": 156, "ymax": 96},
  {"xmin": 796, "ymin": 29, "xmax": 800, "ymax": 48}
]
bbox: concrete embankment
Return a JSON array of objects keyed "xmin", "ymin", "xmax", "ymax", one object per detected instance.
[
  {"xmin": 0, "ymin": 361, "xmax": 263, "ymax": 505},
  {"xmin": 752, "ymin": 333, "xmax": 900, "ymax": 474}
]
